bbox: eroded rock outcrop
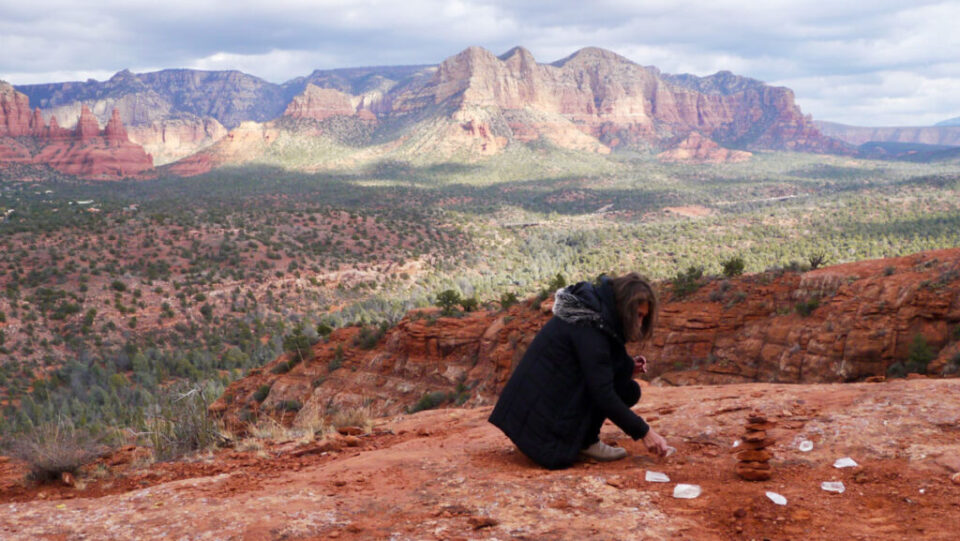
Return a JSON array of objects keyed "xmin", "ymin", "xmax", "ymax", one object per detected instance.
[
  {"xmin": 0, "ymin": 82, "xmax": 154, "ymax": 179},
  {"xmin": 213, "ymin": 249, "xmax": 960, "ymax": 432},
  {"xmin": 657, "ymin": 132, "xmax": 752, "ymax": 163}
]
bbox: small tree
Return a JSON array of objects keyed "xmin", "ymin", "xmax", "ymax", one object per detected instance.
[{"xmin": 435, "ymin": 289, "xmax": 461, "ymax": 316}]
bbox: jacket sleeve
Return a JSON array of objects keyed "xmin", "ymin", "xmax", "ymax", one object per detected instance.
[{"xmin": 571, "ymin": 327, "xmax": 650, "ymax": 440}]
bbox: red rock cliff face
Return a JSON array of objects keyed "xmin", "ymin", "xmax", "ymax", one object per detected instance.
[
  {"xmin": 0, "ymin": 82, "xmax": 154, "ymax": 179},
  {"xmin": 0, "ymin": 82, "xmax": 42, "ymax": 137},
  {"xmin": 377, "ymin": 46, "xmax": 847, "ymax": 155},
  {"xmin": 283, "ymin": 84, "xmax": 359, "ymax": 121},
  {"xmin": 127, "ymin": 117, "xmax": 227, "ymax": 165},
  {"xmin": 213, "ymin": 249, "xmax": 960, "ymax": 432}
]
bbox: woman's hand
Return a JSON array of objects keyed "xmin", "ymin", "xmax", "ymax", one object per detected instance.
[
  {"xmin": 632, "ymin": 354, "xmax": 648, "ymax": 375},
  {"xmin": 642, "ymin": 429, "xmax": 669, "ymax": 457}
]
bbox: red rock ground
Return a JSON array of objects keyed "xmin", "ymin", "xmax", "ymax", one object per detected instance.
[{"xmin": 2, "ymin": 378, "xmax": 959, "ymax": 540}]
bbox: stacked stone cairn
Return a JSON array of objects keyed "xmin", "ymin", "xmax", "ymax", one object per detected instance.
[{"xmin": 735, "ymin": 413, "xmax": 774, "ymax": 481}]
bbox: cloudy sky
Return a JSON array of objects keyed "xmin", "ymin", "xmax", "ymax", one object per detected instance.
[{"xmin": 1, "ymin": 0, "xmax": 958, "ymax": 126}]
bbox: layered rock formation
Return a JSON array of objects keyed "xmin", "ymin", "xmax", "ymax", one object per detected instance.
[
  {"xmin": 212, "ymin": 248, "xmax": 960, "ymax": 432},
  {"xmin": 0, "ymin": 82, "xmax": 153, "ymax": 179}
]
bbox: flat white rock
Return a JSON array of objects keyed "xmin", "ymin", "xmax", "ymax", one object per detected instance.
[
  {"xmin": 798, "ymin": 440, "xmax": 814, "ymax": 452},
  {"xmin": 821, "ymin": 481, "xmax": 845, "ymax": 493},
  {"xmin": 645, "ymin": 471, "xmax": 671, "ymax": 483},
  {"xmin": 766, "ymin": 491, "xmax": 788, "ymax": 505},
  {"xmin": 834, "ymin": 457, "xmax": 858, "ymax": 468},
  {"xmin": 673, "ymin": 484, "xmax": 702, "ymax": 499}
]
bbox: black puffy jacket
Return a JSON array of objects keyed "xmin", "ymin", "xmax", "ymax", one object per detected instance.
[{"xmin": 488, "ymin": 277, "xmax": 650, "ymax": 469}]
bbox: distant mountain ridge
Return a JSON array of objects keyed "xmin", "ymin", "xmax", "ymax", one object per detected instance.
[
  {"xmin": 9, "ymin": 46, "xmax": 854, "ymax": 177},
  {"xmin": 936, "ymin": 116, "xmax": 960, "ymax": 127},
  {"xmin": 167, "ymin": 46, "xmax": 849, "ymax": 175},
  {"xmin": 815, "ymin": 120, "xmax": 960, "ymax": 147}
]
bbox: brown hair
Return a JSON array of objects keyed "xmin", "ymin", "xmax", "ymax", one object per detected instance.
[{"xmin": 610, "ymin": 272, "xmax": 658, "ymax": 343}]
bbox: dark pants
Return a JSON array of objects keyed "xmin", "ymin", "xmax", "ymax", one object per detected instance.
[{"xmin": 581, "ymin": 379, "xmax": 642, "ymax": 448}]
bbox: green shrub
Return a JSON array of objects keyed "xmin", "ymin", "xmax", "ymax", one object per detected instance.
[
  {"xmin": 886, "ymin": 361, "xmax": 907, "ymax": 379},
  {"xmin": 721, "ymin": 256, "xmax": 745, "ymax": 277},
  {"xmin": 945, "ymin": 353, "xmax": 960, "ymax": 375},
  {"xmin": 408, "ymin": 391, "xmax": 452, "ymax": 414},
  {"xmin": 796, "ymin": 297, "xmax": 820, "ymax": 317},
  {"xmin": 808, "ymin": 252, "xmax": 827, "ymax": 270},
  {"xmin": 459, "ymin": 297, "xmax": 479, "ymax": 312},
  {"xmin": 253, "ymin": 384, "xmax": 271, "ymax": 403},
  {"xmin": 328, "ymin": 345, "xmax": 344, "ymax": 372},
  {"xmin": 546, "ymin": 273, "xmax": 567, "ymax": 292},
  {"xmin": 110, "ymin": 280, "xmax": 126, "ymax": 292},
  {"xmin": 354, "ymin": 324, "xmax": 385, "ymax": 350},
  {"xmin": 499, "ymin": 292, "xmax": 518, "ymax": 310},
  {"xmin": 671, "ymin": 266, "xmax": 704, "ymax": 298},
  {"xmin": 905, "ymin": 334, "xmax": 935, "ymax": 374},
  {"xmin": 316, "ymin": 322, "xmax": 333, "ymax": 337},
  {"xmin": 283, "ymin": 323, "xmax": 313, "ymax": 363},
  {"xmin": 143, "ymin": 384, "xmax": 220, "ymax": 461},
  {"xmin": 278, "ymin": 400, "xmax": 302, "ymax": 412},
  {"xmin": 270, "ymin": 361, "xmax": 293, "ymax": 374},
  {"xmin": 3, "ymin": 419, "xmax": 106, "ymax": 481}
]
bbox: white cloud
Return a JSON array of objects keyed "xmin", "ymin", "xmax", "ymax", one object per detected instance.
[
  {"xmin": 1, "ymin": 0, "xmax": 960, "ymax": 125},
  {"xmin": 189, "ymin": 50, "xmax": 340, "ymax": 82}
]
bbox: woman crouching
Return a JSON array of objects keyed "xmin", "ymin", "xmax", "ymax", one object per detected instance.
[{"xmin": 488, "ymin": 272, "xmax": 670, "ymax": 469}]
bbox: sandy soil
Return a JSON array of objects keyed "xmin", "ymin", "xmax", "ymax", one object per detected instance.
[{"xmin": 2, "ymin": 378, "xmax": 959, "ymax": 540}]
